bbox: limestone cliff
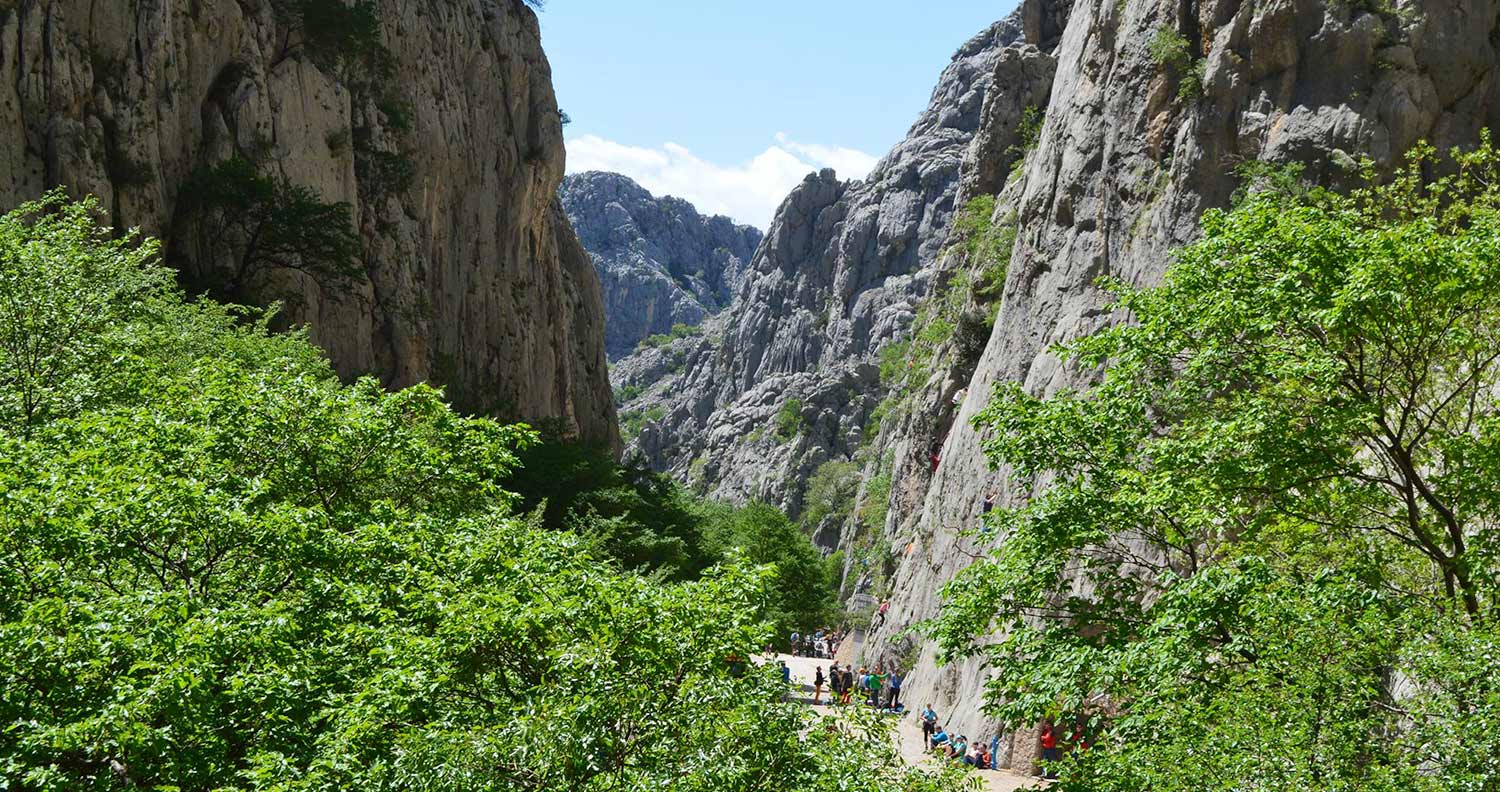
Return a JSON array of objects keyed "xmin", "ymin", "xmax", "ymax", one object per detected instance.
[
  {"xmin": 560, "ymin": 171, "xmax": 761, "ymax": 360},
  {"xmin": 860, "ymin": 0, "xmax": 1500, "ymax": 774},
  {"xmin": 0, "ymin": 0, "xmax": 617, "ymax": 448}
]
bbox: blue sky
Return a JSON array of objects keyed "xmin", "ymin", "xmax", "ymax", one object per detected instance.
[{"xmin": 540, "ymin": 1, "xmax": 1019, "ymax": 227}]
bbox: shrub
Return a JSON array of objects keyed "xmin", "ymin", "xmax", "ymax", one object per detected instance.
[
  {"xmin": 273, "ymin": 0, "xmax": 391, "ymax": 77},
  {"xmin": 801, "ymin": 460, "xmax": 860, "ymax": 531},
  {"xmin": 1148, "ymin": 27, "xmax": 1192, "ymax": 69},
  {"xmin": 859, "ymin": 470, "xmax": 892, "ymax": 535},
  {"xmin": 774, "ymin": 398, "xmax": 805, "ymax": 442},
  {"xmin": 1006, "ymin": 105, "xmax": 1045, "ymax": 179},
  {"xmin": 174, "ymin": 157, "xmax": 361, "ymax": 301},
  {"xmin": 355, "ymin": 148, "xmax": 416, "ymax": 196}
]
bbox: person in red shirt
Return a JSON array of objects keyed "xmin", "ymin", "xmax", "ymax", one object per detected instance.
[
  {"xmin": 1039, "ymin": 723, "xmax": 1060, "ymax": 779},
  {"xmin": 1070, "ymin": 722, "xmax": 1089, "ymax": 752}
]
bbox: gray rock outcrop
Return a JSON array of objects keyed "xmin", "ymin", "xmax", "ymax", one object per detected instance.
[
  {"xmin": 612, "ymin": 15, "xmax": 1034, "ymax": 516},
  {"xmin": 0, "ymin": 0, "xmax": 617, "ymax": 448},
  {"xmin": 560, "ymin": 171, "xmax": 761, "ymax": 360}
]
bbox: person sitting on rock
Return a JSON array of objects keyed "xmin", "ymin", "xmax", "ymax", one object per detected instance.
[
  {"xmin": 950, "ymin": 734, "xmax": 970, "ymax": 761},
  {"xmin": 929, "ymin": 725, "xmax": 950, "ymax": 753},
  {"xmin": 968, "ymin": 741, "xmax": 993, "ymax": 770}
]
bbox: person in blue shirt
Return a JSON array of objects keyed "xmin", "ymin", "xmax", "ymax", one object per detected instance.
[
  {"xmin": 921, "ymin": 704, "xmax": 938, "ymax": 746},
  {"xmin": 886, "ymin": 671, "xmax": 904, "ymax": 710},
  {"xmin": 929, "ymin": 725, "xmax": 950, "ymax": 753},
  {"xmin": 947, "ymin": 734, "xmax": 968, "ymax": 762}
]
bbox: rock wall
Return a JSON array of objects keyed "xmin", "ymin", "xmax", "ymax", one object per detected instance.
[
  {"xmin": 861, "ymin": 0, "xmax": 1500, "ymax": 774},
  {"xmin": 0, "ymin": 0, "xmax": 617, "ymax": 448},
  {"xmin": 560, "ymin": 171, "xmax": 761, "ymax": 360}
]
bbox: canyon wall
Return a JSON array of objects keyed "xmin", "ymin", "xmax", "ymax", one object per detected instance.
[
  {"xmin": 0, "ymin": 0, "xmax": 617, "ymax": 448},
  {"xmin": 612, "ymin": 16, "xmax": 1029, "ymax": 518},
  {"xmin": 865, "ymin": 0, "xmax": 1500, "ymax": 773}
]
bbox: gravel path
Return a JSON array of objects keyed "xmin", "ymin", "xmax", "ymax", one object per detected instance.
[{"xmin": 775, "ymin": 653, "xmax": 1042, "ymax": 792}]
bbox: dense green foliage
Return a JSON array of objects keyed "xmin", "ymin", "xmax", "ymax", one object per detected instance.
[
  {"xmin": 271, "ymin": 0, "xmax": 390, "ymax": 77},
  {"xmin": 933, "ymin": 141, "xmax": 1500, "ymax": 789},
  {"xmin": 504, "ymin": 439, "xmax": 716, "ymax": 580},
  {"xmin": 0, "ymin": 194, "xmax": 963, "ymax": 791},
  {"xmin": 801, "ymin": 460, "xmax": 860, "ymax": 531},
  {"xmin": 637, "ymin": 322, "xmax": 704, "ymax": 352},
  {"xmin": 698, "ymin": 502, "xmax": 840, "ymax": 644}
]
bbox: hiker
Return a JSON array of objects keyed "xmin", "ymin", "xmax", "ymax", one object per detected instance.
[
  {"xmin": 813, "ymin": 666, "xmax": 825, "ymax": 705},
  {"xmin": 948, "ymin": 734, "xmax": 968, "ymax": 762},
  {"xmin": 1039, "ymin": 723, "xmax": 1060, "ymax": 779},
  {"xmin": 840, "ymin": 666, "xmax": 854, "ymax": 705},
  {"xmin": 930, "ymin": 725, "xmax": 950, "ymax": 753},
  {"xmin": 968, "ymin": 741, "xmax": 993, "ymax": 769},
  {"xmin": 1070, "ymin": 722, "xmax": 1089, "ymax": 752},
  {"xmin": 867, "ymin": 666, "xmax": 885, "ymax": 707},
  {"xmin": 789, "ymin": 631, "xmax": 800, "ymax": 654},
  {"xmin": 920, "ymin": 704, "xmax": 938, "ymax": 747},
  {"xmin": 981, "ymin": 492, "xmax": 996, "ymax": 514},
  {"xmin": 886, "ymin": 670, "xmax": 903, "ymax": 709}
]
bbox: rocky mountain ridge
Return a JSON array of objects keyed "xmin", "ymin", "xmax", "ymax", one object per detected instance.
[
  {"xmin": 0, "ymin": 0, "xmax": 617, "ymax": 448},
  {"xmin": 560, "ymin": 171, "xmax": 761, "ymax": 360},
  {"xmin": 612, "ymin": 14, "xmax": 1033, "ymax": 519}
]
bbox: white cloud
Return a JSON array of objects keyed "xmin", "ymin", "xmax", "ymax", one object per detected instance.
[{"xmin": 565, "ymin": 133, "xmax": 879, "ymax": 228}]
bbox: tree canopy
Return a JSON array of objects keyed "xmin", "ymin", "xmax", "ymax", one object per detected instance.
[
  {"xmin": 933, "ymin": 141, "xmax": 1500, "ymax": 790},
  {"xmin": 0, "ymin": 193, "xmax": 961, "ymax": 791}
]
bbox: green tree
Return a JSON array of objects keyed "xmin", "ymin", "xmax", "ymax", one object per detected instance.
[
  {"xmin": 0, "ymin": 192, "xmax": 170, "ymax": 433},
  {"xmin": 174, "ymin": 157, "xmax": 362, "ymax": 302},
  {"xmin": 933, "ymin": 139, "xmax": 1500, "ymax": 790},
  {"xmin": 504, "ymin": 437, "xmax": 716, "ymax": 580},
  {"xmin": 702, "ymin": 502, "xmax": 837, "ymax": 643}
]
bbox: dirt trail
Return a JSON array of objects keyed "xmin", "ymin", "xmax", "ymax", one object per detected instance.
[{"xmin": 775, "ymin": 653, "xmax": 1041, "ymax": 792}]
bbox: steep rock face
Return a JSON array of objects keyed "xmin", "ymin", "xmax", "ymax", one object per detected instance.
[
  {"xmin": 560, "ymin": 171, "xmax": 761, "ymax": 360},
  {"xmin": 860, "ymin": 0, "xmax": 1500, "ymax": 773},
  {"xmin": 613, "ymin": 16, "xmax": 1028, "ymax": 515},
  {"xmin": 0, "ymin": 0, "xmax": 617, "ymax": 448}
]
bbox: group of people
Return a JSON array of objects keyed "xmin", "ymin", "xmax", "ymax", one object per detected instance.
[
  {"xmin": 811, "ymin": 663, "xmax": 903, "ymax": 709},
  {"xmin": 787, "ymin": 628, "xmax": 842, "ymax": 659},
  {"xmin": 920, "ymin": 704, "xmax": 995, "ymax": 769}
]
